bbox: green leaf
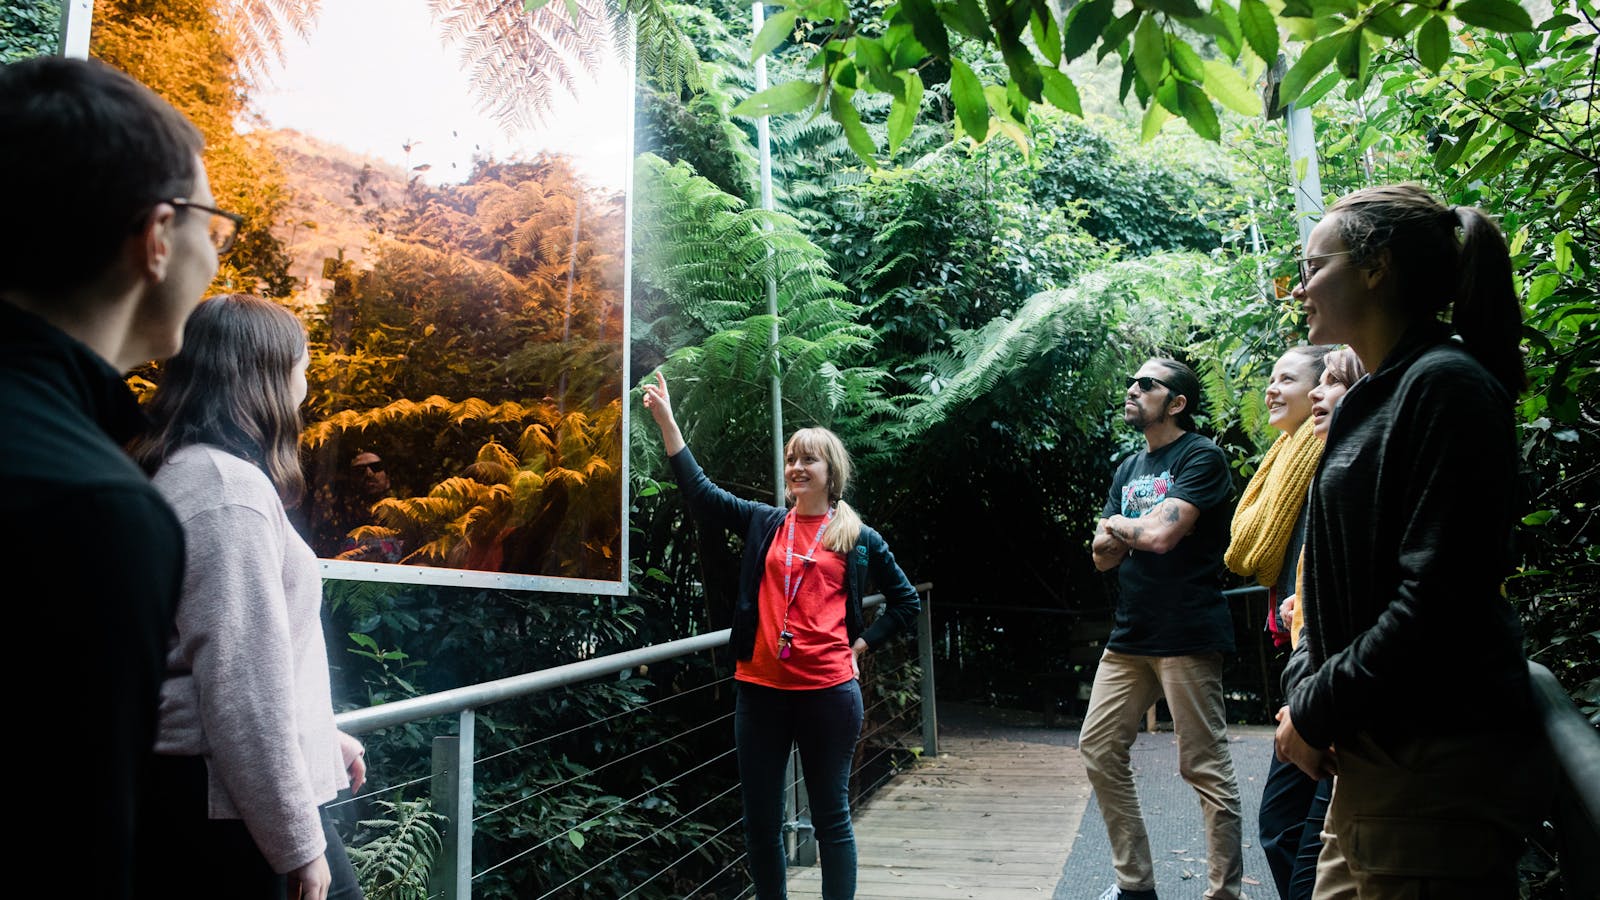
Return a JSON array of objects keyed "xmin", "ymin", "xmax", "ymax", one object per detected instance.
[
  {"xmin": 1155, "ymin": 77, "xmax": 1182, "ymax": 114},
  {"xmin": 1295, "ymin": 67, "xmax": 1342, "ymax": 106},
  {"xmin": 1416, "ymin": 16, "xmax": 1450, "ymax": 72},
  {"xmin": 1203, "ymin": 59, "xmax": 1261, "ymax": 115},
  {"xmin": 751, "ymin": 9, "xmax": 797, "ymax": 62},
  {"xmin": 349, "ymin": 632, "xmax": 379, "ymax": 651},
  {"xmin": 1063, "ymin": 0, "xmax": 1115, "ymax": 61},
  {"xmin": 1100, "ymin": 9, "xmax": 1143, "ymax": 61},
  {"xmin": 1554, "ymin": 230, "xmax": 1573, "ymax": 273},
  {"xmin": 887, "ymin": 71, "xmax": 924, "ymax": 156},
  {"xmin": 1134, "ymin": 15, "xmax": 1167, "ymax": 93},
  {"xmin": 856, "ymin": 38, "xmax": 904, "ymax": 97},
  {"xmin": 523, "ymin": 0, "xmax": 552, "ymax": 10},
  {"xmin": 1454, "ymin": 0, "xmax": 1533, "ymax": 32},
  {"xmin": 563, "ymin": 0, "xmax": 580, "ymax": 21},
  {"xmin": 1539, "ymin": 13, "xmax": 1580, "ymax": 31},
  {"xmin": 829, "ymin": 90, "xmax": 878, "ymax": 161},
  {"xmin": 1143, "ymin": 0, "xmax": 1205, "ymax": 17},
  {"xmin": 999, "ymin": 30, "xmax": 1044, "ymax": 102},
  {"xmin": 1030, "ymin": 8, "xmax": 1062, "ymax": 67},
  {"xmin": 1335, "ymin": 26, "xmax": 1369, "ymax": 81},
  {"xmin": 1278, "ymin": 32, "xmax": 1346, "ymax": 108},
  {"xmin": 883, "ymin": 23, "xmax": 930, "ymax": 68},
  {"xmin": 1141, "ymin": 99, "xmax": 1173, "ymax": 141},
  {"xmin": 1238, "ymin": 0, "xmax": 1279, "ymax": 65},
  {"xmin": 949, "ymin": 58, "xmax": 988, "ymax": 142},
  {"xmin": 1178, "ymin": 80, "xmax": 1221, "ymax": 140},
  {"xmin": 940, "ymin": 0, "xmax": 992, "ymax": 41},
  {"xmin": 1522, "ymin": 509, "xmax": 1555, "ymax": 526},
  {"xmin": 901, "ymin": 0, "xmax": 952, "ymax": 58},
  {"xmin": 730, "ymin": 79, "xmax": 822, "ymax": 118},
  {"xmin": 568, "ymin": 829, "xmax": 586, "ymax": 849},
  {"xmin": 1038, "ymin": 66, "xmax": 1083, "ymax": 115},
  {"xmin": 1433, "ymin": 116, "xmax": 1480, "ymax": 169},
  {"xmin": 1171, "ymin": 37, "xmax": 1206, "ymax": 82}
]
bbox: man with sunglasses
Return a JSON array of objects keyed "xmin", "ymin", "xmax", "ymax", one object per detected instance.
[
  {"xmin": 1084, "ymin": 359, "xmax": 1243, "ymax": 900},
  {"xmin": 0, "ymin": 56, "xmax": 235, "ymax": 898}
]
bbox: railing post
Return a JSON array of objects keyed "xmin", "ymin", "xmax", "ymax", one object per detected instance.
[
  {"xmin": 918, "ymin": 588, "xmax": 939, "ymax": 757},
  {"xmin": 429, "ymin": 708, "xmax": 476, "ymax": 900}
]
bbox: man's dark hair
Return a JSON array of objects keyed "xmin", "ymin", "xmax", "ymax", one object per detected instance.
[
  {"xmin": 1151, "ymin": 358, "xmax": 1203, "ymax": 432},
  {"xmin": 0, "ymin": 56, "xmax": 203, "ymax": 301}
]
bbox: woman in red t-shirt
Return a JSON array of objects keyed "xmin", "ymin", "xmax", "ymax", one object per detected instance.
[{"xmin": 643, "ymin": 372, "xmax": 920, "ymax": 900}]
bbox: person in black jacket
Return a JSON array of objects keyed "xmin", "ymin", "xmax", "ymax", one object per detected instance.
[
  {"xmin": 1276, "ymin": 184, "xmax": 1536, "ymax": 900},
  {"xmin": 0, "ymin": 57, "xmax": 231, "ymax": 898},
  {"xmin": 642, "ymin": 372, "xmax": 920, "ymax": 900}
]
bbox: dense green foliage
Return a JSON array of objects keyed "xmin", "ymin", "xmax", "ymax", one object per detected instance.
[{"xmin": 0, "ymin": 0, "xmax": 60, "ymax": 63}]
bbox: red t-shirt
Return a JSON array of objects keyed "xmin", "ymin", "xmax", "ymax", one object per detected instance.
[{"xmin": 736, "ymin": 512, "xmax": 856, "ymax": 690}]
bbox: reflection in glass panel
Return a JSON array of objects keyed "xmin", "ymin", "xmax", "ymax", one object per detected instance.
[{"xmin": 93, "ymin": 0, "xmax": 630, "ymax": 587}]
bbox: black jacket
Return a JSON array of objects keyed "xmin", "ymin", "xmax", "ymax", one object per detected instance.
[
  {"xmin": 668, "ymin": 446, "xmax": 921, "ymax": 662},
  {"xmin": 0, "ymin": 300, "xmax": 184, "ymax": 898},
  {"xmin": 1285, "ymin": 324, "xmax": 1530, "ymax": 750}
]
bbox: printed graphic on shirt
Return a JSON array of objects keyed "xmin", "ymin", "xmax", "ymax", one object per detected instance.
[{"xmin": 1121, "ymin": 471, "xmax": 1173, "ymax": 518}]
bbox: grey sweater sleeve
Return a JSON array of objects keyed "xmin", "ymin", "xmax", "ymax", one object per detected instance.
[{"xmin": 176, "ymin": 500, "xmax": 326, "ymax": 873}]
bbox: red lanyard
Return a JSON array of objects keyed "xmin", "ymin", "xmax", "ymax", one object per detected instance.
[{"xmin": 778, "ymin": 508, "xmax": 831, "ymax": 659}]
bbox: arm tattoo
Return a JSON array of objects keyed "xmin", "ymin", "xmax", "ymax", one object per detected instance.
[{"xmin": 1163, "ymin": 504, "xmax": 1182, "ymax": 524}]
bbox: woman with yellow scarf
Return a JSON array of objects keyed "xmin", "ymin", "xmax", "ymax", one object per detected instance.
[{"xmin": 1225, "ymin": 344, "xmax": 1329, "ymax": 899}]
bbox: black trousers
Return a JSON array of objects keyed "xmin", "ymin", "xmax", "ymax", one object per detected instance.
[{"xmin": 135, "ymin": 753, "xmax": 362, "ymax": 899}]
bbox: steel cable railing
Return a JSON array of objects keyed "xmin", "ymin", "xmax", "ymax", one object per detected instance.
[
  {"xmin": 472, "ymin": 741, "xmax": 740, "ymax": 880},
  {"xmin": 537, "ymin": 778, "xmax": 746, "ymax": 899},
  {"xmin": 471, "ymin": 711, "xmax": 734, "ymax": 823}
]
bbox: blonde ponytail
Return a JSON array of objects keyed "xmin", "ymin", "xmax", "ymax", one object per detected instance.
[{"xmin": 823, "ymin": 500, "xmax": 863, "ymax": 553}]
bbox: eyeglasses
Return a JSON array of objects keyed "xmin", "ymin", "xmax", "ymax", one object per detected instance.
[
  {"xmin": 353, "ymin": 461, "xmax": 385, "ymax": 474},
  {"xmin": 1295, "ymin": 250, "xmax": 1354, "ymax": 288},
  {"xmin": 169, "ymin": 199, "xmax": 244, "ymax": 255},
  {"xmin": 1125, "ymin": 375, "xmax": 1175, "ymax": 393}
]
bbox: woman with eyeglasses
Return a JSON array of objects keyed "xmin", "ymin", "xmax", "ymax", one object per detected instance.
[
  {"xmin": 1222, "ymin": 344, "xmax": 1329, "ymax": 899},
  {"xmin": 641, "ymin": 371, "xmax": 920, "ymax": 900},
  {"xmin": 1275, "ymin": 185, "xmax": 1535, "ymax": 899},
  {"xmin": 130, "ymin": 295, "xmax": 366, "ymax": 900}
]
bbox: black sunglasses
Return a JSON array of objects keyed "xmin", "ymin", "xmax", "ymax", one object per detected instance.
[
  {"xmin": 1125, "ymin": 375, "xmax": 1174, "ymax": 393},
  {"xmin": 353, "ymin": 461, "xmax": 385, "ymax": 473}
]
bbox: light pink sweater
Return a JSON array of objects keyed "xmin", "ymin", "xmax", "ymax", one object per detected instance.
[{"xmin": 152, "ymin": 445, "xmax": 347, "ymax": 873}]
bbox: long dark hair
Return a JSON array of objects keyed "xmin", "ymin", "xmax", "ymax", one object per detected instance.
[
  {"xmin": 1152, "ymin": 358, "xmax": 1203, "ymax": 432},
  {"xmin": 130, "ymin": 295, "xmax": 307, "ymax": 504},
  {"xmin": 1327, "ymin": 183, "xmax": 1525, "ymax": 396}
]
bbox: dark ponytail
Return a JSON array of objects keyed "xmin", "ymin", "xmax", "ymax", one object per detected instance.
[
  {"xmin": 1452, "ymin": 207, "xmax": 1526, "ymax": 395},
  {"xmin": 1328, "ymin": 184, "xmax": 1526, "ymax": 397}
]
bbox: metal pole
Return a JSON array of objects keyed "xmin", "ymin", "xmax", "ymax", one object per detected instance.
[
  {"xmin": 428, "ymin": 710, "xmax": 476, "ymax": 900},
  {"xmin": 917, "ymin": 589, "xmax": 939, "ymax": 757},
  {"xmin": 58, "ymin": 0, "xmax": 92, "ymax": 58},
  {"xmin": 753, "ymin": 0, "xmax": 784, "ymax": 506},
  {"xmin": 1284, "ymin": 102, "xmax": 1325, "ymax": 247}
]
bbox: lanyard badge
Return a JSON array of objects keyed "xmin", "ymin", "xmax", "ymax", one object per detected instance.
[{"xmin": 778, "ymin": 508, "xmax": 832, "ymax": 660}]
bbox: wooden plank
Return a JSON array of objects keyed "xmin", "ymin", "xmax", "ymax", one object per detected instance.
[{"xmin": 787, "ymin": 729, "xmax": 1092, "ymax": 898}]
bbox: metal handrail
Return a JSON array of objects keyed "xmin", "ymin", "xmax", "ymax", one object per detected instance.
[
  {"xmin": 333, "ymin": 583, "xmax": 928, "ymax": 734},
  {"xmin": 1528, "ymin": 661, "xmax": 1600, "ymax": 896},
  {"xmin": 331, "ymin": 583, "xmax": 935, "ymax": 900}
]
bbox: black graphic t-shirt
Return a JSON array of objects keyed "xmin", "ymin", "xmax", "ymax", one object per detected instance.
[{"xmin": 1100, "ymin": 431, "xmax": 1235, "ymax": 656}]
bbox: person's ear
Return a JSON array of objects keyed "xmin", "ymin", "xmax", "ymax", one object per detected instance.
[
  {"xmin": 137, "ymin": 203, "xmax": 178, "ymax": 283},
  {"xmin": 1362, "ymin": 247, "xmax": 1391, "ymax": 291},
  {"xmin": 1168, "ymin": 392, "xmax": 1189, "ymax": 416}
]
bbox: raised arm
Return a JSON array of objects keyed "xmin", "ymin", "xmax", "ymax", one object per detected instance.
[{"xmin": 641, "ymin": 371, "xmax": 685, "ymax": 457}]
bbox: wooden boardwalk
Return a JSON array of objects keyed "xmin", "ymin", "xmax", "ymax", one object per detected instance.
[{"xmin": 787, "ymin": 721, "xmax": 1092, "ymax": 899}]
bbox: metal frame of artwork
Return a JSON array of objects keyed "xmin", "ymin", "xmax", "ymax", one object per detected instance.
[{"xmin": 72, "ymin": 3, "xmax": 635, "ymax": 596}]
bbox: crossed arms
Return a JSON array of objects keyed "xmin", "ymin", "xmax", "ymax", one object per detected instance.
[{"xmin": 1092, "ymin": 496, "xmax": 1201, "ymax": 570}]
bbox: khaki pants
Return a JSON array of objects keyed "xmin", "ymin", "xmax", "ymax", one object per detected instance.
[
  {"xmin": 1312, "ymin": 731, "xmax": 1541, "ymax": 900},
  {"xmin": 1080, "ymin": 650, "xmax": 1244, "ymax": 900}
]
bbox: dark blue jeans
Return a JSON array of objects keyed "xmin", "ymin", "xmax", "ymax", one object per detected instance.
[
  {"xmin": 1258, "ymin": 751, "xmax": 1330, "ymax": 900},
  {"xmin": 735, "ymin": 679, "xmax": 864, "ymax": 900}
]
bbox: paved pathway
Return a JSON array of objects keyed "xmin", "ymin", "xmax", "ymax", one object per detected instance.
[{"xmin": 786, "ymin": 705, "xmax": 1279, "ymax": 900}]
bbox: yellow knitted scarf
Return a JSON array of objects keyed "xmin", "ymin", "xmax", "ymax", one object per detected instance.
[{"xmin": 1225, "ymin": 419, "xmax": 1323, "ymax": 588}]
